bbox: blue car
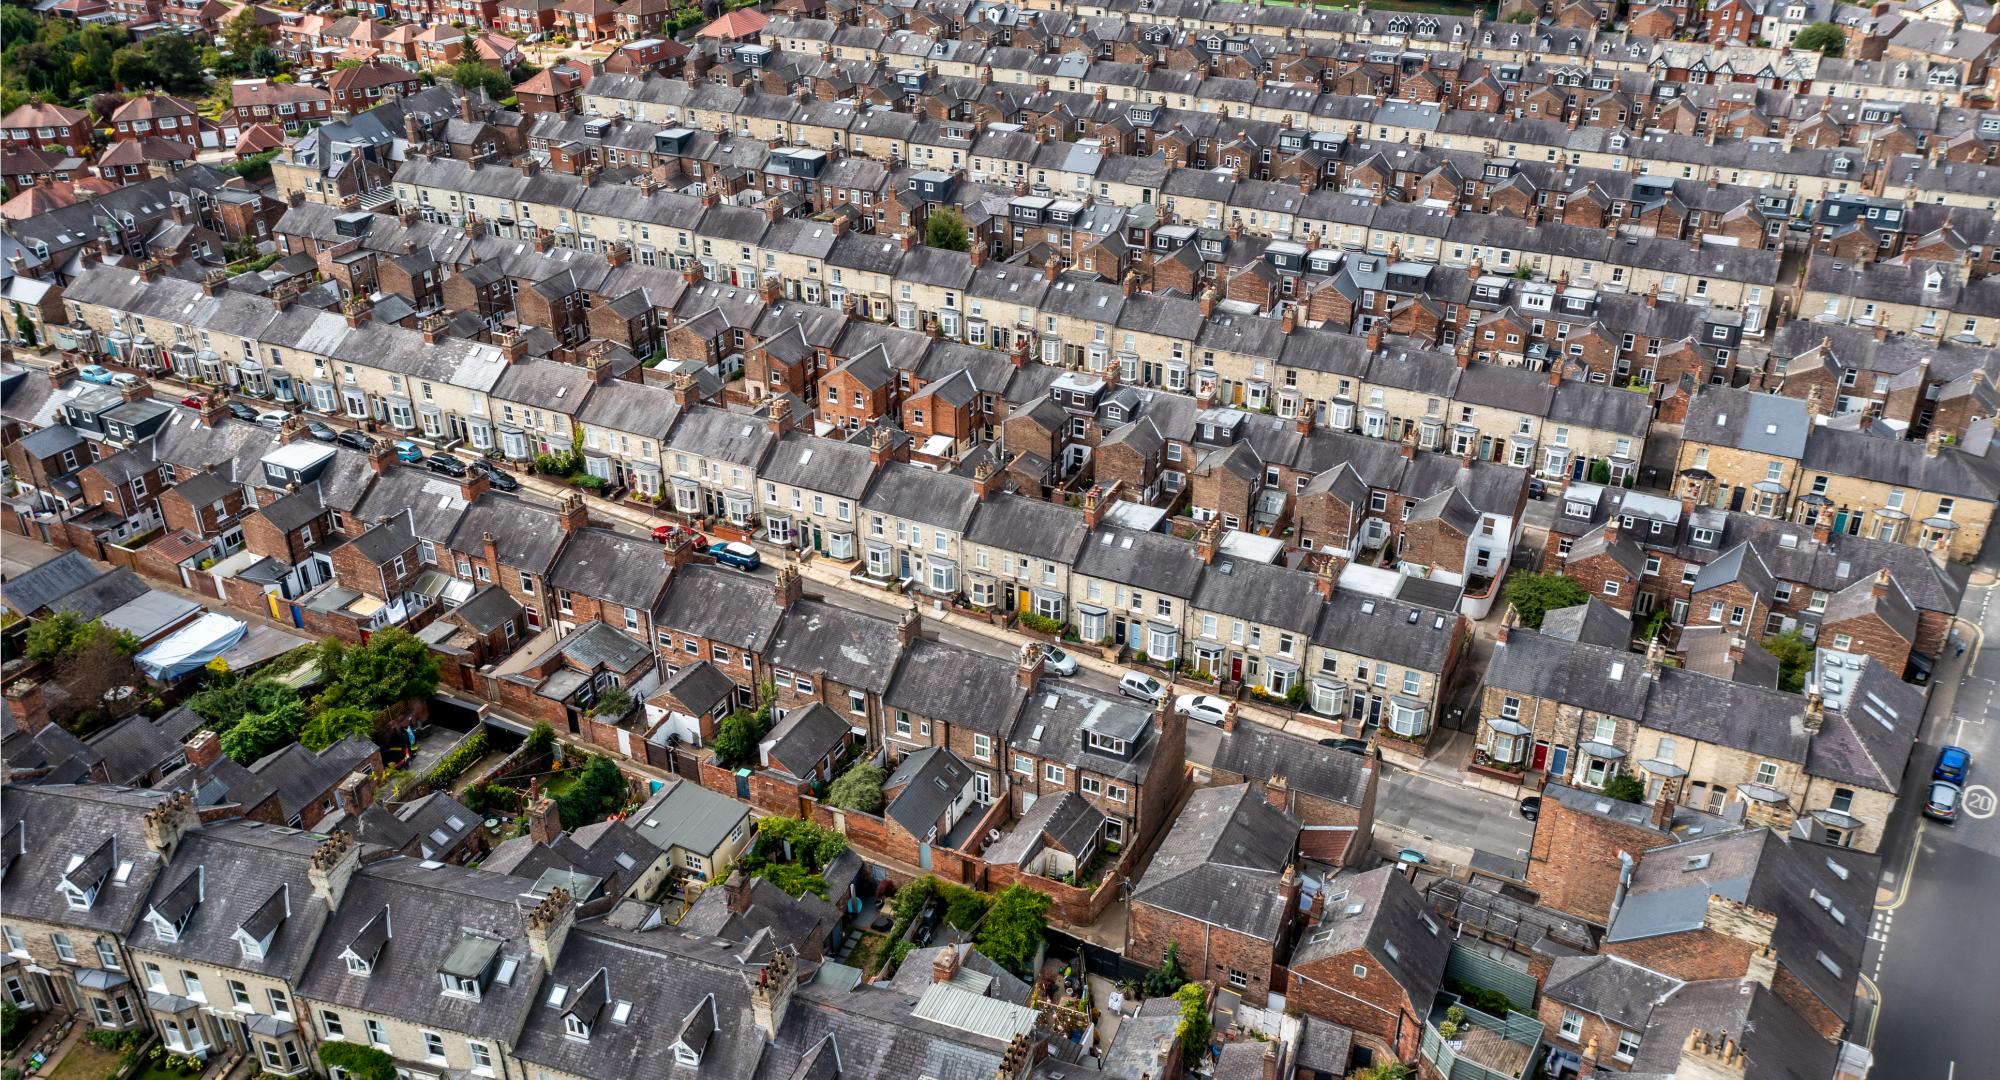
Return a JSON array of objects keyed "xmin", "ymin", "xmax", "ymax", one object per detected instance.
[
  {"xmin": 1935, "ymin": 745, "xmax": 1971, "ymax": 784},
  {"xmin": 78, "ymin": 364, "xmax": 116, "ymax": 385},
  {"xmin": 393, "ymin": 439, "xmax": 424, "ymax": 464},
  {"xmin": 711, "ymin": 541, "xmax": 761, "ymax": 572}
]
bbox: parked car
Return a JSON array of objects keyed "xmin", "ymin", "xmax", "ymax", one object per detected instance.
[
  {"xmin": 304, "ymin": 419, "xmax": 337, "ymax": 442},
  {"xmin": 226, "ymin": 401, "xmax": 260, "ymax": 422},
  {"xmin": 1518, "ymin": 796, "xmax": 1542, "ymax": 821},
  {"xmin": 77, "ymin": 364, "xmax": 116, "ymax": 385},
  {"xmin": 1935, "ymin": 745, "xmax": 1971, "ymax": 784},
  {"xmin": 424, "ymin": 455, "xmax": 469, "ymax": 478},
  {"xmin": 476, "ymin": 463, "xmax": 519, "ymax": 491},
  {"xmin": 1039, "ymin": 644, "xmax": 1077, "ymax": 676},
  {"xmin": 1924, "ymin": 780, "xmax": 1962, "ymax": 823},
  {"xmin": 180, "ymin": 393, "xmax": 208, "ymax": 409},
  {"xmin": 1119, "ymin": 671, "xmax": 1166, "ymax": 704},
  {"xmin": 650, "ymin": 524, "xmax": 709, "ymax": 549},
  {"xmin": 711, "ymin": 541, "xmax": 761, "ymax": 571},
  {"xmin": 1174, "ymin": 693, "xmax": 1231, "ymax": 726},
  {"xmin": 393, "ymin": 439, "xmax": 423, "ymax": 464},
  {"xmin": 1317, "ymin": 737, "xmax": 1371, "ymax": 755},
  {"xmin": 254, "ymin": 410, "xmax": 287, "ymax": 430},
  {"xmin": 110, "ymin": 372, "xmax": 142, "ymax": 389},
  {"xmin": 335, "ymin": 429, "xmax": 375, "ymax": 452}
]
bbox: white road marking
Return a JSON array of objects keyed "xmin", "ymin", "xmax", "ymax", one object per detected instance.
[{"xmin": 1962, "ymin": 784, "xmax": 1997, "ymax": 820}]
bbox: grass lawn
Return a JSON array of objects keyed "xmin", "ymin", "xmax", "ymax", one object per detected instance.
[
  {"xmin": 129, "ymin": 1063, "xmax": 201, "ymax": 1080},
  {"xmin": 44, "ymin": 1040, "xmax": 124, "ymax": 1080},
  {"xmin": 845, "ymin": 932, "xmax": 892, "ymax": 979}
]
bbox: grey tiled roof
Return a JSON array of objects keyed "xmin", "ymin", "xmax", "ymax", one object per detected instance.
[
  {"xmin": 1196, "ymin": 723, "xmax": 1373, "ymax": 810},
  {"xmin": 549, "ymin": 528, "xmax": 669, "ymax": 610},
  {"xmin": 1130, "ymin": 784, "xmax": 1298, "ymax": 939},
  {"xmin": 884, "ymin": 639, "xmax": 1026, "ymax": 735},
  {"xmin": 766, "ymin": 598, "xmax": 902, "ymax": 695},
  {"xmin": 759, "ymin": 702, "xmax": 849, "ymax": 779},
  {"xmin": 883, "ymin": 747, "xmax": 973, "ymax": 838}
]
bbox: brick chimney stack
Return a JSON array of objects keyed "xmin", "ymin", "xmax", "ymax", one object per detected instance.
[
  {"xmin": 184, "ymin": 729, "xmax": 222, "ymax": 769},
  {"xmin": 1196, "ymin": 515, "xmax": 1223, "ymax": 564},
  {"xmin": 527, "ymin": 793, "xmax": 563, "ymax": 844},
  {"xmin": 556, "ymin": 493, "xmax": 588, "ymax": 535},
  {"xmin": 773, "ymin": 563, "xmax": 803, "ymax": 608}
]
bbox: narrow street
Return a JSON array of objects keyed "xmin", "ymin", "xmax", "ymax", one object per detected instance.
[{"xmin": 1861, "ymin": 533, "xmax": 2000, "ymax": 1078}]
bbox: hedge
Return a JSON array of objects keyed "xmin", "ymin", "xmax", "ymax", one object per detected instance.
[{"xmin": 425, "ymin": 731, "xmax": 489, "ymax": 788}]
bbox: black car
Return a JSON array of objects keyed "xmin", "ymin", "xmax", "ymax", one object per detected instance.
[
  {"xmin": 424, "ymin": 455, "xmax": 469, "ymax": 478},
  {"xmin": 1518, "ymin": 796, "xmax": 1543, "ymax": 822},
  {"xmin": 226, "ymin": 401, "xmax": 260, "ymax": 422},
  {"xmin": 305, "ymin": 419, "xmax": 337, "ymax": 442},
  {"xmin": 1317, "ymin": 737, "xmax": 1371, "ymax": 756},
  {"xmin": 334, "ymin": 429, "xmax": 375, "ymax": 452},
  {"xmin": 475, "ymin": 463, "xmax": 519, "ymax": 491}
]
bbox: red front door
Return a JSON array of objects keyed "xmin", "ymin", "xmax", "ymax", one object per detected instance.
[
  {"xmin": 1532, "ymin": 742, "xmax": 1549, "ymax": 770},
  {"xmin": 1230, "ymin": 656, "xmax": 1243, "ymax": 682}
]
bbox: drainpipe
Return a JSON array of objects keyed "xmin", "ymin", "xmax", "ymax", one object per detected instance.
[{"xmin": 1607, "ymin": 850, "xmax": 1635, "ymax": 929}]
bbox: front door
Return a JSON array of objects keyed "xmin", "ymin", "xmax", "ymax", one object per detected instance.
[
  {"xmin": 1549, "ymin": 745, "xmax": 1570, "ymax": 777},
  {"xmin": 1532, "ymin": 741, "xmax": 1549, "ymax": 770},
  {"xmin": 1230, "ymin": 655, "xmax": 1243, "ymax": 682}
]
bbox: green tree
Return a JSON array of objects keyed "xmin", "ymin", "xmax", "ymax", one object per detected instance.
[
  {"xmin": 312, "ymin": 627, "xmax": 439, "ymax": 715},
  {"xmin": 222, "ymin": 7, "xmax": 273, "ymax": 65},
  {"xmin": 299, "ymin": 705, "xmax": 379, "ymax": 752},
  {"xmin": 1350, "ymin": 1065, "xmax": 1414, "ymax": 1080},
  {"xmin": 15, "ymin": 311, "xmax": 38, "ymax": 347},
  {"xmin": 1173, "ymin": 983, "xmax": 1211, "ymax": 1066},
  {"xmin": 1763, "ymin": 630, "xmax": 1816, "ymax": 693},
  {"xmin": 1143, "ymin": 942, "xmax": 1185, "ymax": 998},
  {"xmin": 525, "ymin": 721, "xmax": 557, "ymax": 759},
  {"xmin": 1501, "ymin": 572, "xmax": 1589, "ymax": 630},
  {"xmin": 589, "ymin": 684, "xmax": 633, "ymax": 719},
  {"xmin": 1588, "ymin": 458, "xmax": 1612, "ymax": 484},
  {"xmin": 923, "ymin": 207, "xmax": 969, "ymax": 251},
  {"xmin": 24, "ymin": 611, "xmax": 138, "ymax": 662},
  {"xmin": 825, "ymin": 760, "xmax": 886, "ymax": 812},
  {"xmin": 1792, "ymin": 22, "xmax": 1845, "ymax": 57},
  {"xmin": 974, "ymin": 884, "xmax": 1051, "ymax": 973},
  {"xmin": 219, "ymin": 698, "xmax": 306, "ymax": 763},
  {"xmin": 554, "ymin": 755, "xmax": 628, "ymax": 828},
  {"xmin": 319, "ymin": 1042, "xmax": 397, "ymax": 1080},
  {"xmin": 110, "ymin": 47, "xmax": 157, "ymax": 91},
  {"xmin": 449, "ymin": 60, "xmax": 513, "ymax": 101},
  {"xmin": 1602, "ymin": 771, "xmax": 1646, "ymax": 803},
  {"xmin": 187, "ymin": 677, "xmax": 299, "ymax": 733}
]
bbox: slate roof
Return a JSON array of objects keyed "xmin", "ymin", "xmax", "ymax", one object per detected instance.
[
  {"xmin": 1683, "ymin": 386, "xmax": 1809, "ymax": 459},
  {"xmin": 1540, "ymin": 598, "xmax": 1633, "ymax": 648},
  {"xmin": 549, "ymin": 527, "xmax": 668, "ymax": 609},
  {"xmin": 1484, "ymin": 627, "xmax": 1652, "ymax": 720},
  {"xmin": 248, "ymin": 735, "xmax": 377, "ymax": 824},
  {"xmin": 130, "ymin": 819, "xmax": 333, "ymax": 984},
  {"xmin": 759, "ymin": 701, "xmax": 850, "ymax": 779},
  {"xmin": 1290, "ymin": 865, "xmax": 1451, "ymax": 1014},
  {"xmin": 1075, "ymin": 524, "xmax": 1206, "ymax": 598},
  {"xmin": 861, "ymin": 462, "xmax": 978, "ymax": 533},
  {"xmin": 1197, "ymin": 723, "xmax": 1373, "ymax": 809},
  {"xmin": 1193, "ymin": 555, "xmax": 1324, "ymax": 636},
  {"xmin": 651, "ymin": 563, "xmax": 785, "ymax": 654},
  {"xmin": 982, "ymin": 791, "xmax": 1106, "ymax": 868},
  {"xmin": 1131, "ymin": 784, "xmax": 1299, "ymax": 939},
  {"xmin": 446, "ymin": 494, "xmax": 569, "ymax": 574},
  {"xmin": 4, "ymin": 549, "xmax": 104, "ymax": 615},
  {"xmin": 630, "ymin": 779, "xmax": 747, "ymax": 858},
  {"xmin": 0, "ymin": 784, "xmax": 173, "ymax": 937},
  {"xmin": 760, "ymin": 431, "xmax": 879, "ymax": 499},
  {"xmin": 883, "ymin": 746, "xmax": 973, "ymax": 838},
  {"xmin": 884, "ymin": 638, "xmax": 1025, "ymax": 734},
  {"xmin": 766, "ymin": 598, "xmax": 903, "ymax": 695},
  {"xmin": 1313, "ymin": 590, "xmax": 1460, "ymax": 673},
  {"xmin": 1606, "ymin": 829, "xmax": 1873, "ymax": 1019},
  {"xmin": 964, "ymin": 492, "xmax": 1089, "ymax": 564}
]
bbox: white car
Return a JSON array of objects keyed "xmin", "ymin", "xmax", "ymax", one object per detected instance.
[
  {"xmin": 1040, "ymin": 645, "xmax": 1077, "ymax": 676},
  {"xmin": 1175, "ymin": 693, "xmax": 1231, "ymax": 726},
  {"xmin": 255, "ymin": 410, "xmax": 288, "ymax": 430},
  {"xmin": 110, "ymin": 372, "xmax": 143, "ymax": 389},
  {"xmin": 1118, "ymin": 670, "xmax": 1166, "ymax": 704}
]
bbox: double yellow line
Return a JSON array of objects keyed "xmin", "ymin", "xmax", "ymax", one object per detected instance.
[{"xmin": 1862, "ymin": 818, "xmax": 1928, "ymax": 1050}]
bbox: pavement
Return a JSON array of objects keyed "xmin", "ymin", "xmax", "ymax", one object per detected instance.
[{"xmin": 1860, "ymin": 561, "xmax": 2000, "ymax": 1079}]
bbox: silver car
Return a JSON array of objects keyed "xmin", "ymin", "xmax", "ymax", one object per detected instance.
[
  {"xmin": 1174, "ymin": 693, "xmax": 1230, "ymax": 726},
  {"xmin": 1040, "ymin": 645, "xmax": 1077, "ymax": 676},
  {"xmin": 1118, "ymin": 670, "xmax": 1166, "ymax": 704}
]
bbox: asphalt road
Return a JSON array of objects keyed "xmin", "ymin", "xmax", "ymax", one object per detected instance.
[
  {"xmin": 1373, "ymin": 767, "xmax": 1536, "ymax": 867},
  {"xmin": 1865, "ymin": 574, "xmax": 2000, "ymax": 1078}
]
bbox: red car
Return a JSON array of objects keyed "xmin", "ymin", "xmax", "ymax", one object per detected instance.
[
  {"xmin": 650, "ymin": 524, "xmax": 709, "ymax": 550},
  {"xmin": 180, "ymin": 394, "xmax": 208, "ymax": 409}
]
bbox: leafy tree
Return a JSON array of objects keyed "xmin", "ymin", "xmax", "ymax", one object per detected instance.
[
  {"xmin": 1502, "ymin": 10, "xmax": 1535, "ymax": 22},
  {"xmin": 1143, "ymin": 942, "xmax": 1186, "ymax": 998},
  {"xmin": 751, "ymin": 815, "xmax": 848, "ymax": 868},
  {"xmin": 449, "ymin": 60, "xmax": 513, "ymax": 101},
  {"xmin": 2, "ymin": 998, "xmax": 23, "ymax": 1052},
  {"xmin": 312, "ymin": 627, "xmax": 439, "ymax": 715},
  {"xmin": 589, "ymin": 684, "xmax": 633, "ymax": 719},
  {"xmin": 223, "ymin": 7, "xmax": 273, "ymax": 65},
  {"xmin": 1501, "ymin": 572, "xmax": 1588, "ymax": 631},
  {"xmin": 554, "ymin": 754, "xmax": 628, "ymax": 828},
  {"xmin": 1173, "ymin": 983, "xmax": 1211, "ymax": 1066},
  {"xmin": 1792, "ymin": 22, "xmax": 1845, "ymax": 57},
  {"xmin": 1588, "ymin": 458, "xmax": 1612, "ymax": 484},
  {"xmin": 110, "ymin": 48, "xmax": 157, "ymax": 91},
  {"xmin": 90, "ymin": 91, "xmax": 127, "ymax": 122},
  {"xmin": 187, "ymin": 677, "xmax": 298, "ymax": 733},
  {"xmin": 49, "ymin": 635, "xmax": 145, "ymax": 733},
  {"xmin": 247, "ymin": 45, "xmax": 283, "ymax": 78},
  {"xmin": 525, "ymin": 721, "xmax": 557, "ymax": 759},
  {"xmin": 319, "ymin": 1042, "xmax": 396, "ymax": 1080},
  {"xmin": 711, "ymin": 709, "xmax": 767, "ymax": 768},
  {"xmin": 974, "ymin": 884, "xmax": 1050, "ymax": 973},
  {"xmin": 923, "ymin": 207, "xmax": 969, "ymax": 252},
  {"xmin": 1763, "ymin": 630, "xmax": 1816, "ymax": 693},
  {"xmin": 1602, "ymin": 772, "xmax": 1646, "ymax": 803},
  {"xmin": 825, "ymin": 760, "xmax": 886, "ymax": 812},
  {"xmin": 220, "ymin": 698, "xmax": 306, "ymax": 763},
  {"xmin": 24, "ymin": 611, "xmax": 138, "ymax": 662},
  {"xmin": 299, "ymin": 705, "xmax": 379, "ymax": 752},
  {"xmin": 0, "ymin": 7, "xmax": 40, "ymax": 52},
  {"xmin": 1350, "ymin": 1065, "xmax": 1414, "ymax": 1080}
]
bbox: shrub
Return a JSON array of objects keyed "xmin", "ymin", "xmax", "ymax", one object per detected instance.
[
  {"xmin": 426, "ymin": 731, "xmax": 490, "ymax": 788},
  {"xmin": 554, "ymin": 755, "xmax": 627, "ymax": 827},
  {"xmin": 1017, "ymin": 612, "xmax": 1065, "ymax": 635},
  {"xmin": 824, "ymin": 760, "xmax": 886, "ymax": 813},
  {"xmin": 571, "ymin": 473, "xmax": 608, "ymax": 492},
  {"xmin": 1501, "ymin": 572, "xmax": 1588, "ymax": 630},
  {"xmin": 525, "ymin": 721, "xmax": 556, "ymax": 759},
  {"xmin": 1602, "ymin": 771, "xmax": 1646, "ymax": 803},
  {"xmin": 588, "ymin": 685, "xmax": 633, "ymax": 719},
  {"xmin": 320, "ymin": 1041, "xmax": 396, "ymax": 1080},
  {"xmin": 975, "ymin": 884, "xmax": 1051, "ymax": 973},
  {"xmin": 1173, "ymin": 983, "xmax": 1211, "ymax": 1066}
]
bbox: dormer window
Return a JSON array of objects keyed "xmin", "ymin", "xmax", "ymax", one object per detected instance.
[
  {"xmin": 564, "ymin": 1014, "xmax": 591, "ymax": 1041},
  {"xmin": 345, "ymin": 955, "xmax": 372, "ymax": 976},
  {"xmin": 1087, "ymin": 732, "xmax": 1128, "ymax": 755}
]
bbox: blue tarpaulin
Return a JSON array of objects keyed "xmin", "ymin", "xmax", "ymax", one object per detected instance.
[{"xmin": 135, "ymin": 612, "xmax": 247, "ymax": 681}]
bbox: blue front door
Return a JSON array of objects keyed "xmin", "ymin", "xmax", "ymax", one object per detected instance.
[{"xmin": 1549, "ymin": 746, "xmax": 1571, "ymax": 777}]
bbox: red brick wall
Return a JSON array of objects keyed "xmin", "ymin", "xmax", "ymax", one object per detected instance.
[
  {"xmin": 1524, "ymin": 795, "xmax": 1672, "ymax": 926},
  {"xmin": 1287, "ymin": 951, "xmax": 1423, "ymax": 1061},
  {"xmin": 1128, "ymin": 901, "xmax": 1285, "ymax": 1006}
]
